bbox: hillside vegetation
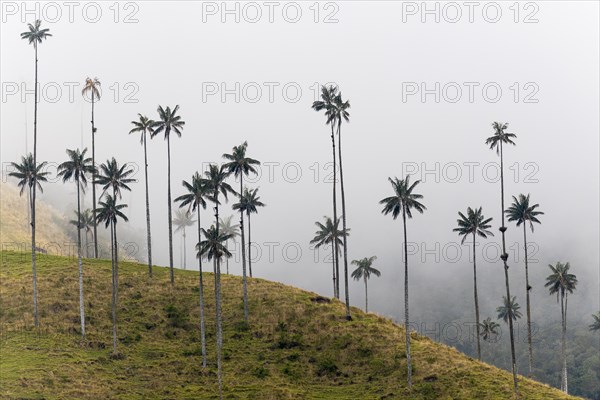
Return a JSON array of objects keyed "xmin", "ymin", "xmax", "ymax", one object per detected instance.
[{"xmin": 0, "ymin": 251, "xmax": 582, "ymax": 399}]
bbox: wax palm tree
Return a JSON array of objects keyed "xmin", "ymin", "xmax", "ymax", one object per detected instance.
[
  {"xmin": 151, "ymin": 105, "xmax": 185, "ymax": 285},
  {"xmin": 485, "ymin": 121, "xmax": 519, "ymax": 395},
  {"xmin": 310, "ymin": 216, "xmax": 348, "ymax": 298},
  {"xmin": 81, "ymin": 77, "xmax": 101, "ymax": 258},
  {"xmin": 129, "ymin": 114, "xmax": 156, "ymax": 276},
  {"xmin": 95, "ymin": 194, "xmax": 128, "ymax": 354},
  {"xmin": 506, "ymin": 193, "xmax": 544, "ymax": 375},
  {"xmin": 57, "ymin": 148, "xmax": 95, "ymax": 339},
  {"xmin": 351, "ymin": 256, "xmax": 381, "ymax": 313},
  {"xmin": 380, "ymin": 175, "xmax": 426, "ymax": 388},
  {"xmin": 312, "ymin": 85, "xmax": 341, "ymax": 298},
  {"xmin": 545, "ymin": 262, "xmax": 578, "ymax": 393},
  {"xmin": 95, "ymin": 157, "xmax": 135, "ymax": 292},
  {"xmin": 20, "ymin": 20, "xmax": 51, "ymax": 327},
  {"xmin": 69, "ymin": 209, "xmax": 95, "ymax": 258},
  {"xmin": 233, "ymin": 188, "xmax": 265, "ymax": 280},
  {"xmin": 453, "ymin": 207, "xmax": 493, "ymax": 361},
  {"xmin": 218, "ymin": 215, "xmax": 239, "ymax": 275},
  {"xmin": 8, "ymin": 153, "xmax": 49, "ymax": 327},
  {"xmin": 479, "ymin": 317, "xmax": 500, "ymax": 342},
  {"xmin": 175, "ymin": 172, "xmax": 210, "ymax": 367},
  {"xmin": 204, "ymin": 163, "xmax": 234, "ymax": 398},
  {"xmin": 497, "ymin": 296, "xmax": 523, "ymax": 323},
  {"xmin": 174, "ymin": 209, "xmax": 196, "ymax": 270},
  {"xmin": 333, "ymin": 91, "xmax": 352, "ymax": 320},
  {"xmin": 589, "ymin": 312, "xmax": 600, "ymax": 332}
]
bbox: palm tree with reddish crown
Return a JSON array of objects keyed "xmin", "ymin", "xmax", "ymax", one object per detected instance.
[
  {"xmin": 82, "ymin": 77, "xmax": 101, "ymax": 258},
  {"xmin": 151, "ymin": 105, "xmax": 185, "ymax": 285}
]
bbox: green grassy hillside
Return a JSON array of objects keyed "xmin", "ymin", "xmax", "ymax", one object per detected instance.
[{"xmin": 0, "ymin": 251, "xmax": 581, "ymax": 399}]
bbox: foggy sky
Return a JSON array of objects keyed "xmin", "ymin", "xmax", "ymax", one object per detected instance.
[{"xmin": 1, "ymin": 1, "xmax": 598, "ymax": 322}]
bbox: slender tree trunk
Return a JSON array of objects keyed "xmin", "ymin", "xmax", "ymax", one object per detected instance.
[
  {"xmin": 499, "ymin": 140, "xmax": 519, "ymax": 396},
  {"xmin": 364, "ymin": 276, "xmax": 368, "ymax": 313},
  {"xmin": 473, "ymin": 233, "xmax": 481, "ymax": 361},
  {"xmin": 85, "ymin": 230, "xmax": 89, "ymax": 258},
  {"xmin": 226, "ymin": 242, "xmax": 229, "ymax": 274},
  {"xmin": 562, "ymin": 293, "xmax": 568, "ymax": 393},
  {"xmin": 239, "ymin": 178, "xmax": 249, "ymax": 322},
  {"xmin": 143, "ymin": 132, "xmax": 153, "ymax": 277},
  {"xmin": 523, "ymin": 225, "xmax": 533, "ymax": 376},
  {"xmin": 214, "ymin": 198, "xmax": 223, "ymax": 399},
  {"xmin": 91, "ymin": 91, "xmax": 98, "ymax": 259},
  {"xmin": 110, "ymin": 221, "xmax": 117, "ymax": 354},
  {"xmin": 76, "ymin": 182, "xmax": 85, "ymax": 339},
  {"xmin": 31, "ymin": 44, "xmax": 39, "ymax": 328},
  {"xmin": 331, "ymin": 127, "xmax": 340, "ymax": 299},
  {"xmin": 402, "ymin": 209, "xmax": 412, "ymax": 388},
  {"xmin": 331, "ymin": 244, "xmax": 336, "ymax": 298},
  {"xmin": 337, "ymin": 124, "xmax": 350, "ymax": 320},
  {"xmin": 167, "ymin": 135, "xmax": 174, "ymax": 285},
  {"xmin": 248, "ymin": 214, "xmax": 253, "ymax": 278},
  {"xmin": 183, "ymin": 228, "xmax": 187, "ymax": 270},
  {"xmin": 196, "ymin": 207, "xmax": 207, "ymax": 367}
]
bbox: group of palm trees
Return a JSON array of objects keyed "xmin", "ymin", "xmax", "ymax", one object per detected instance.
[{"xmin": 9, "ymin": 20, "xmax": 599, "ymax": 398}]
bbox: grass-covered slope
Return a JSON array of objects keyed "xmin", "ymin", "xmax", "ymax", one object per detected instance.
[{"xmin": 0, "ymin": 251, "xmax": 581, "ymax": 399}]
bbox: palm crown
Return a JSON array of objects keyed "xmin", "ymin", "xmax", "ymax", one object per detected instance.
[
  {"xmin": 506, "ymin": 194, "xmax": 544, "ymax": 232},
  {"xmin": 219, "ymin": 215, "xmax": 240, "ymax": 238},
  {"xmin": 590, "ymin": 312, "xmax": 600, "ymax": 332},
  {"xmin": 545, "ymin": 262, "xmax": 578, "ymax": 301},
  {"xmin": 152, "ymin": 105, "xmax": 185, "ymax": 140},
  {"xmin": 497, "ymin": 296, "xmax": 523, "ymax": 323},
  {"xmin": 173, "ymin": 209, "xmax": 196, "ymax": 233},
  {"xmin": 333, "ymin": 92, "xmax": 350, "ymax": 127},
  {"xmin": 204, "ymin": 164, "xmax": 235, "ymax": 205},
  {"xmin": 95, "ymin": 158, "xmax": 135, "ymax": 199},
  {"xmin": 310, "ymin": 216, "xmax": 348, "ymax": 250},
  {"xmin": 485, "ymin": 122, "xmax": 517, "ymax": 154},
  {"xmin": 20, "ymin": 20, "xmax": 52, "ymax": 47},
  {"xmin": 312, "ymin": 85, "xmax": 339, "ymax": 127},
  {"xmin": 233, "ymin": 187, "xmax": 265, "ymax": 216},
  {"xmin": 223, "ymin": 141, "xmax": 260, "ymax": 179},
  {"xmin": 129, "ymin": 114, "xmax": 156, "ymax": 144},
  {"xmin": 175, "ymin": 172, "xmax": 209, "ymax": 213},
  {"xmin": 453, "ymin": 207, "xmax": 494, "ymax": 244},
  {"xmin": 95, "ymin": 194, "xmax": 128, "ymax": 228},
  {"xmin": 70, "ymin": 209, "xmax": 95, "ymax": 232},
  {"xmin": 82, "ymin": 77, "xmax": 101, "ymax": 100},
  {"xmin": 479, "ymin": 317, "xmax": 500, "ymax": 341},
  {"xmin": 380, "ymin": 175, "xmax": 426, "ymax": 219},
  {"xmin": 57, "ymin": 148, "xmax": 95, "ymax": 190},
  {"xmin": 197, "ymin": 225, "xmax": 233, "ymax": 261},
  {"xmin": 351, "ymin": 256, "xmax": 381, "ymax": 281},
  {"xmin": 9, "ymin": 153, "xmax": 49, "ymax": 195}
]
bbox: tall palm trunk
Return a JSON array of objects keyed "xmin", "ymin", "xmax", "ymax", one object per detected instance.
[
  {"xmin": 239, "ymin": 178, "xmax": 249, "ymax": 322},
  {"xmin": 330, "ymin": 244, "xmax": 336, "ymax": 298},
  {"xmin": 248, "ymin": 214, "xmax": 253, "ymax": 278},
  {"xmin": 561, "ymin": 292, "xmax": 568, "ymax": 393},
  {"xmin": 523, "ymin": 224, "xmax": 533, "ymax": 376},
  {"xmin": 183, "ymin": 228, "xmax": 187, "ymax": 270},
  {"xmin": 331, "ymin": 126, "xmax": 340, "ymax": 299},
  {"xmin": 167, "ymin": 135, "xmax": 174, "ymax": 285},
  {"xmin": 337, "ymin": 124, "xmax": 350, "ymax": 319},
  {"xmin": 214, "ymin": 198, "xmax": 223, "ymax": 399},
  {"xmin": 402, "ymin": 208, "xmax": 412, "ymax": 388},
  {"xmin": 31, "ymin": 43, "xmax": 39, "ymax": 328},
  {"xmin": 472, "ymin": 233, "xmax": 481, "ymax": 361},
  {"xmin": 143, "ymin": 132, "xmax": 153, "ymax": 276},
  {"xmin": 499, "ymin": 140, "xmax": 519, "ymax": 395},
  {"xmin": 91, "ymin": 91, "xmax": 98, "ymax": 259},
  {"xmin": 196, "ymin": 207, "xmax": 207, "ymax": 367},
  {"xmin": 110, "ymin": 220, "xmax": 117, "ymax": 354},
  {"xmin": 364, "ymin": 276, "xmax": 369, "ymax": 313},
  {"xmin": 76, "ymin": 181, "xmax": 85, "ymax": 339}
]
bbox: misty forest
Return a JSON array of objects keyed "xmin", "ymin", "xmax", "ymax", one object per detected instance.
[{"xmin": 1, "ymin": 8, "xmax": 599, "ymax": 400}]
